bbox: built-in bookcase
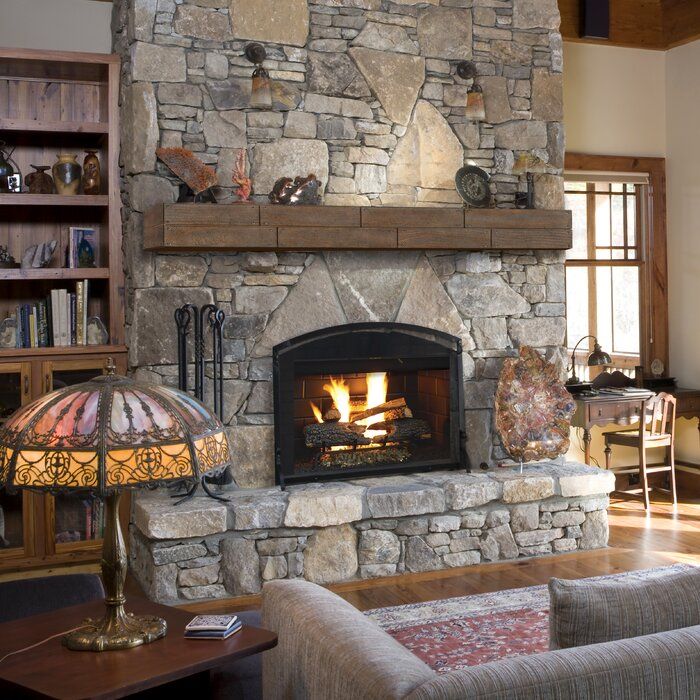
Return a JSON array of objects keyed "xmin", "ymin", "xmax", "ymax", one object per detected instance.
[{"xmin": 0, "ymin": 48, "xmax": 127, "ymax": 574}]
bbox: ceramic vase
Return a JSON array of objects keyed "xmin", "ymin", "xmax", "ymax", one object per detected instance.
[
  {"xmin": 52, "ymin": 154, "xmax": 81, "ymax": 195},
  {"xmin": 82, "ymin": 150, "xmax": 101, "ymax": 195},
  {"xmin": 24, "ymin": 165, "xmax": 54, "ymax": 194}
]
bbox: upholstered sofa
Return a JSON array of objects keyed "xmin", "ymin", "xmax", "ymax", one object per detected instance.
[{"xmin": 262, "ymin": 579, "xmax": 700, "ymax": 699}]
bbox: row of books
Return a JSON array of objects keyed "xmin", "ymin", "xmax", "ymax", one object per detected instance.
[{"xmin": 15, "ymin": 281, "xmax": 90, "ymax": 348}]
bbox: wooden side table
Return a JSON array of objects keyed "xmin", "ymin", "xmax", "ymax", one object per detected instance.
[
  {"xmin": 0, "ymin": 598, "xmax": 277, "ymax": 699},
  {"xmin": 572, "ymin": 388, "xmax": 700, "ymax": 465}
]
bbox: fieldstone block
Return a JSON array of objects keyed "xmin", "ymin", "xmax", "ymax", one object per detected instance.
[
  {"xmin": 513, "ymin": 0, "xmax": 560, "ymax": 31},
  {"xmin": 208, "ymin": 77, "xmax": 250, "ymax": 110},
  {"xmin": 472, "ymin": 317, "xmax": 508, "ymax": 350},
  {"xmin": 285, "ymin": 483, "xmax": 365, "ymax": 527},
  {"xmin": 430, "ymin": 515, "xmax": 461, "ymax": 532},
  {"xmin": 579, "ymin": 509, "xmax": 609, "ymax": 550},
  {"xmin": 174, "ymin": 4, "xmax": 232, "ymax": 41},
  {"xmin": 308, "ymin": 51, "xmax": 370, "ymax": 98},
  {"xmin": 444, "ymin": 550, "xmax": 480, "ymax": 567},
  {"xmin": 449, "ymin": 536, "xmax": 480, "ymax": 552},
  {"xmin": 226, "ymin": 425, "xmax": 275, "ymax": 488},
  {"xmin": 128, "ymin": 174, "xmax": 177, "ymax": 213},
  {"xmin": 203, "ymin": 110, "xmax": 246, "ymax": 148},
  {"xmin": 485, "ymin": 509, "xmax": 510, "ymax": 528},
  {"xmin": 304, "ymin": 524, "xmax": 358, "ymax": 584},
  {"xmin": 367, "ymin": 483, "xmax": 445, "ymax": 518},
  {"xmin": 360, "ymin": 564, "xmax": 397, "ymax": 578},
  {"xmin": 229, "ymin": 0, "xmax": 309, "ymax": 47},
  {"xmin": 557, "ymin": 465, "xmax": 616, "ymax": 498},
  {"xmin": 229, "ymin": 489, "xmax": 287, "ymax": 529},
  {"xmin": 405, "ymin": 535, "xmax": 444, "ymax": 572},
  {"xmin": 566, "ymin": 525, "xmax": 583, "ymax": 539},
  {"xmin": 284, "ymin": 111, "xmax": 317, "ymax": 138},
  {"xmin": 494, "ymin": 121, "xmax": 547, "ymax": 150},
  {"xmin": 326, "ymin": 251, "xmax": 417, "ymax": 322},
  {"xmin": 221, "ymin": 537, "xmax": 261, "ymax": 595},
  {"xmin": 461, "ymin": 511, "xmax": 487, "ymax": 529},
  {"xmin": 480, "ymin": 524, "xmax": 518, "ymax": 561},
  {"xmin": 131, "ymin": 42, "xmax": 186, "ymax": 82},
  {"xmin": 251, "ymin": 138, "xmax": 329, "ymax": 195},
  {"xmin": 153, "ymin": 543, "xmax": 207, "ymax": 565},
  {"xmin": 417, "ymin": 7, "xmax": 472, "ymax": 59},
  {"xmin": 388, "ymin": 101, "xmax": 462, "ymax": 189},
  {"xmin": 514, "ymin": 528, "xmax": 563, "ymax": 546},
  {"xmin": 155, "ymin": 255, "xmax": 207, "ymax": 287},
  {"xmin": 396, "ymin": 257, "xmax": 471, "ymax": 343},
  {"xmin": 134, "ymin": 493, "xmax": 228, "ymax": 540},
  {"xmin": 444, "ymin": 475, "xmax": 502, "ymax": 509},
  {"xmin": 352, "ymin": 22, "xmax": 418, "ymax": 54},
  {"xmin": 551, "ymin": 510, "xmax": 586, "ymax": 528},
  {"xmin": 123, "ymin": 83, "xmax": 158, "ymax": 175},
  {"xmin": 499, "ymin": 475, "xmax": 555, "ymax": 503},
  {"xmin": 178, "ymin": 563, "xmax": 220, "ymax": 587},
  {"xmin": 446, "ymin": 273, "xmax": 529, "ymax": 318},
  {"xmin": 553, "ymin": 538, "xmax": 578, "ymax": 553},
  {"xmin": 359, "ymin": 529, "xmax": 400, "ymax": 564},
  {"xmin": 349, "ymin": 48, "xmax": 424, "ymax": 125},
  {"xmin": 261, "ymin": 555, "xmax": 288, "ymax": 581},
  {"xmin": 425, "ymin": 533, "xmax": 450, "ymax": 547},
  {"xmin": 518, "ymin": 545, "xmax": 552, "ymax": 557},
  {"xmin": 205, "ymin": 52, "xmax": 228, "ymax": 79},
  {"xmin": 510, "ymin": 503, "xmax": 540, "ymax": 532},
  {"xmin": 480, "ymin": 76, "xmax": 512, "ymax": 124},
  {"xmin": 395, "ymin": 517, "xmax": 429, "ymax": 535},
  {"xmin": 463, "ymin": 410, "xmax": 493, "ymax": 469},
  {"xmin": 180, "ymin": 584, "xmax": 228, "ymax": 600}
]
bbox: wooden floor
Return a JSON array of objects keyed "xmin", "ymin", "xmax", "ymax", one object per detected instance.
[{"xmin": 182, "ymin": 492, "xmax": 700, "ymax": 614}]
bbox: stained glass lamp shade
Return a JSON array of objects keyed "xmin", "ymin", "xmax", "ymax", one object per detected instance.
[{"xmin": 0, "ymin": 369, "xmax": 231, "ymax": 651}]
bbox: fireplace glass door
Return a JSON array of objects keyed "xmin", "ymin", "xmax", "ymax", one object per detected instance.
[{"xmin": 274, "ymin": 324, "xmax": 466, "ymax": 486}]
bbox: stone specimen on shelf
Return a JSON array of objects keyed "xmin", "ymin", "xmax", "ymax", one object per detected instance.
[
  {"xmin": 269, "ymin": 175, "xmax": 322, "ymax": 205},
  {"xmin": 156, "ymin": 147, "xmax": 217, "ymax": 195},
  {"xmin": 495, "ymin": 345, "xmax": 576, "ymax": 463},
  {"xmin": 21, "ymin": 240, "xmax": 57, "ymax": 269}
]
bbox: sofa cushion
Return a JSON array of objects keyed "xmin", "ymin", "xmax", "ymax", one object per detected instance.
[{"xmin": 549, "ymin": 567, "xmax": 700, "ymax": 650}]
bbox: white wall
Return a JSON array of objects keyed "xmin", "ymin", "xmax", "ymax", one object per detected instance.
[
  {"xmin": 0, "ymin": 0, "xmax": 112, "ymax": 53},
  {"xmin": 564, "ymin": 43, "xmax": 667, "ymax": 158}
]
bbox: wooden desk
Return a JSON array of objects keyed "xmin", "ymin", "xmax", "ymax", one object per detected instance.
[
  {"xmin": 572, "ymin": 387, "xmax": 700, "ymax": 465},
  {"xmin": 0, "ymin": 598, "xmax": 277, "ymax": 699}
]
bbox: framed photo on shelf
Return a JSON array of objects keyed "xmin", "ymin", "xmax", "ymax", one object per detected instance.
[{"xmin": 68, "ymin": 226, "xmax": 98, "ymax": 268}]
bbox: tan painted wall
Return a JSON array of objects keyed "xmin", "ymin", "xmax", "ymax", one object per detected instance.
[
  {"xmin": 0, "ymin": 0, "xmax": 112, "ymax": 53},
  {"xmin": 563, "ymin": 42, "xmax": 667, "ymax": 158}
]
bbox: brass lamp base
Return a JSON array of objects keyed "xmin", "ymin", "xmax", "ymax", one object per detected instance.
[
  {"xmin": 63, "ymin": 491, "xmax": 167, "ymax": 652},
  {"xmin": 63, "ymin": 610, "xmax": 167, "ymax": 651}
]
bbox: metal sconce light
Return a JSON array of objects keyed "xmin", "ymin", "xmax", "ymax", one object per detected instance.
[
  {"xmin": 245, "ymin": 42, "xmax": 272, "ymax": 109},
  {"xmin": 457, "ymin": 61, "xmax": 485, "ymax": 121}
]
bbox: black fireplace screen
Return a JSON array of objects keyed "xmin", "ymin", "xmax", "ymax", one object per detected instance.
[{"xmin": 273, "ymin": 323, "xmax": 467, "ymax": 487}]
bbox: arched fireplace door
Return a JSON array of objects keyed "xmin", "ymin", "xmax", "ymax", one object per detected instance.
[{"xmin": 273, "ymin": 323, "xmax": 467, "ymax": 487}]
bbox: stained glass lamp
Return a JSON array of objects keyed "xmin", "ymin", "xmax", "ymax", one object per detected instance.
[{"xmin": 0, "ymin": 363, "xmax": 231, "ymax": 651}]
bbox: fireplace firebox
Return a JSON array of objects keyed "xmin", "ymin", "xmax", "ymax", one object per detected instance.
[{"xmin": 273, "ymin": 323, "xmax": 467, "ymax": 487}]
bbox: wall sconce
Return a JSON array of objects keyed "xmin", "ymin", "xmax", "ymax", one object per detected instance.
[
  {"xmin": 245, "ymin": 42, "xmax": 272, "ymax": 109},
  {"xmin": 456, "ymin": 61, "xmax": 485, "ymax": 121},
  {"xmin": 566, "ymin": 335, "xmax": 612, "ymax": 386}
]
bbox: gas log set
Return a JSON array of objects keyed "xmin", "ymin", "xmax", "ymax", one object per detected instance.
[{"xmin": 305, "ymin": 372, "xmax": 433, "ymax": 470}]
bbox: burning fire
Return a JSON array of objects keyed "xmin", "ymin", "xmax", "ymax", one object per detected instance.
[{"xmin": 310, "ymin": 372, "xmax": 389, "ymax": 448}]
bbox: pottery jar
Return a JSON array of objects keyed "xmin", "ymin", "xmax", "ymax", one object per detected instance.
[
  {"xmin": 82, "ymin": 150, "xmax": 101, "ymax": 195},
  {"xmin": 25, "ymin": 165, "xmax": 54, "ymax": 194},
  {"xmin": 52, "ymin": 154, "xmax": 81, "ymax": 195}
]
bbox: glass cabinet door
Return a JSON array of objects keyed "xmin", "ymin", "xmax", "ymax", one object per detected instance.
[
  {"xmin": 42, "ymin": 357, "xmax": 123, "ymax": 553},
  {"xmin": 0, "ymin": 363, "xmax": 33, "ymax": 561}
]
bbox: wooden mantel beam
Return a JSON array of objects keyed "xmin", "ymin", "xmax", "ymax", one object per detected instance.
[{"xmin": 143, "ymin": 204, "xmax": 572, "ymax": 253}]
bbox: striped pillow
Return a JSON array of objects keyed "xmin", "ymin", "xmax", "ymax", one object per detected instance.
[{"xmin": 549, "ymin": 567, "xmax": 700, "ymax": 650}]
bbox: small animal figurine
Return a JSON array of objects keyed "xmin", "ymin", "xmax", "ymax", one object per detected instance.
[{"xmin": 269, "ymin": 174, "xmax": 322, "ymax": 205}]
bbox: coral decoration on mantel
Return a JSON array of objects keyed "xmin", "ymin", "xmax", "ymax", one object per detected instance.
[{"xmin": 143, "ymin": 204, "xmax": 572, "ymax": 253}]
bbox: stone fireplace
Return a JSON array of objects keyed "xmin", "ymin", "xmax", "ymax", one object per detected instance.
[
  {"xmin": 274, "ymin": 322, "xmax": 466, "ymax": 485},
  {"xmin": 109, "ymin": 0, "xmax": 613, "ymax": 603}
]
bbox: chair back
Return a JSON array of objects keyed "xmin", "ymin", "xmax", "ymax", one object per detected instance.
[{"xmin": 642, "ymin": 392, "xmax": 676, "ymax": 438}]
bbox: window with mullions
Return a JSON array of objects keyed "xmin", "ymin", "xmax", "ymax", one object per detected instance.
[{"xmin": 565, "ymin": 177, "xmax": 646, "ymax": 380}]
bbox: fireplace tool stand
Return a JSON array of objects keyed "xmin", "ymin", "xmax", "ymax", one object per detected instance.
[{"xmin": 171, "ymin": 303, "xmax": 230, "ymax": 503}]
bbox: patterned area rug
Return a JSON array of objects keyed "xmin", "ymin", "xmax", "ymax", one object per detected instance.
[{"xmin": 365, "ymin": 564, "xmax": 692, "ymax": 673}]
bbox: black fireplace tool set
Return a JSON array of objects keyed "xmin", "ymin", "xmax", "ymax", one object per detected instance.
[{"xmin": 171, "ymin": 303, "xmax": 232, "ymax": 503}]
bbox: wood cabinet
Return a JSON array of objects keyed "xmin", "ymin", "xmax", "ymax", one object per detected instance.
[{"xmin": 0, "ymin": 49, "xmax": 126, "ymax": 573}]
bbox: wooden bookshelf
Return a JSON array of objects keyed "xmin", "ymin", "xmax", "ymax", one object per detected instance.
[{"xmin": 0, "ymin": 48, "xmax": 126, "ymax": 574}]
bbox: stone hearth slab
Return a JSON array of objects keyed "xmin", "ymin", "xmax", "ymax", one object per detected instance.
[{"xmin": 130, "ymin": 462, "xmax": 616, "ymax": 603}]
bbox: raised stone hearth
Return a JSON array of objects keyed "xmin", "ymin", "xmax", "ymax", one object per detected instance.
[{"xmin": 130, "ymin": 463, "xmax": 615, "ymax": 602}]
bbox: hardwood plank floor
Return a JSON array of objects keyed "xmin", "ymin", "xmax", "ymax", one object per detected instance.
[{"xmin": 181, "ymin": 492, "xmax": 700, "ymax": 614}]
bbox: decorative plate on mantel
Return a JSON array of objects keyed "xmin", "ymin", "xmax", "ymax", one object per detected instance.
[{"xmin": 494, "ymin": 346, "xmax": 576, "ymax": 463}]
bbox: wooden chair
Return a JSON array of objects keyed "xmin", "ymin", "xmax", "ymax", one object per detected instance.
[{"xmin": 603, "ymin": 392, "xmax": 677, "ymax": 510}]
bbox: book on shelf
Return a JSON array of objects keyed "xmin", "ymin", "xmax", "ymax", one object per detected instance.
[
  {"xmin": 15, "ymin": 280, "xmax": 92, "ymax": 348},
  {"xmin": 68, "ymin": 227, "xmax": 98, "ymax": 269}
]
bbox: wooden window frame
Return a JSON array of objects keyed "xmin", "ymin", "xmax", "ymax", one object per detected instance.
[{"xmin": 565, "ymin": 153, "xmax": 669, "ymax": 377}]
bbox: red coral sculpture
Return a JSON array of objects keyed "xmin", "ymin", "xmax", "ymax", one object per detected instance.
[
  {"xmin": 232, "ymin": 148, "xmax": 253, "ymax": 202},
  {"xmin": 156, "ymin": 147, "xmax": 217, "ymax": 194}
]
